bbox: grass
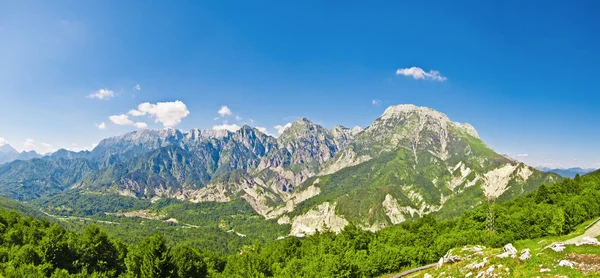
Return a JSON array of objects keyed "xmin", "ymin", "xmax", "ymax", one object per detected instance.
[
  {"xmin": 377, "ymin": 217, "xmax": 600, "ymax": 278},
  {"xmin": 399, "ymin": 218, "xmax": 600, "ymax": 277}
]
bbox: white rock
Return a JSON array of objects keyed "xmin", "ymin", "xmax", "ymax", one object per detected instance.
[
  {"xmin": 497, "ymin": 243, "xmax": 517, "ymax": 258},
  {"xmin": 462, "ymin": 245, "xmax": 486, "ymax": 252},
  {"xmin": 519, "ymin": 249, "xmax": 531, "ymax": 261},
  {"xmin": 465, "ymin": 272, "xmax": 473, "ymax": 277},
  {"xmin": 482, "ymin": 164, "xmax": 518, "ymax": 198},
  {"xmin": 576, "ymin": 236, "xmax": 600, "ymax": 246},
  {"xmin": 466, "ymin": 257, "xmax": 487, "ymax": 270},
  {"xmin": 289, "ymin": 202, "xmax": 348, "ymax": 237},
  {"xmin": 424, "ymin": 274, "xmax": 433, "ymax": 278},
  {"xmin": 540, "ymin": 268, "xmax": 551, "ymax": 273},
  {"xmin": 546, "ymin": 242, "xmax": 566, "ymax": 252},
  {"xmin": 558, "ymin": 260, "xmax": 574, "ymax": 268}
]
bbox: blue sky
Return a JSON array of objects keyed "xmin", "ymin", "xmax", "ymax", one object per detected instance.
[{"xmin": 0, "ymin": 1, "xmax": 599, "ymax": 168}]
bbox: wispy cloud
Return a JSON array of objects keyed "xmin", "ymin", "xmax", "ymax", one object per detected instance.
[
  {"xmin": 235, "ymin": 115, "xmax": 243, "ymax": 121},
  {"xmin": 133, "ymin": 84, "xmax": 141, "ymax": 91},
  {"xmin": 68, "ymin": 142, "xmax": 98, "ymax": 152},
  {"xmin": 213, "ymin": 123, "xmax": 241, "ymax": 132},
  {"xmin": 372, "ymin": 99, "xmax": 381, "ymax": 105},
  {"xmin": 255, "ymin": 126, "xmax": 270, "ymax": 135},
  {"xmin": 396, "ymin": 67, "xmax": 447, "ymax": 81},
  {"xmin": 218, "ymin": 105, "xmax": 232, "ymax": 117},
  {"xmin": 274, "ymin": 123, "xmax": 292, "ymax": 135},
  {"xmin": 0, "ymin": 137, "xmax": 7, "ymax": 146},
  {"xmin": 88, "ymin": 89, "xmax": 115, "ymax": 100},
  {"xmin": 516, "ymin": 153, "xmax": 529, "ymax": 157},
  {"xmin": 95, "ymin": 122, "xmax": 106, "ymax": 129},
  {"xmin": 23, "ymin": 138, "xmax": 55, "ymax": 154}
]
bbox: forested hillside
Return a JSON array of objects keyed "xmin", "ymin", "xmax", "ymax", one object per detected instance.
[{"xmin": 0, "ymin": 171, "xmax": 597, "ymax": 277}]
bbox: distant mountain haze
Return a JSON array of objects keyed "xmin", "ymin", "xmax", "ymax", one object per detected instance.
[{"xmin": 537, "ymin": 167, "xmax": 596, "ymax": 178}]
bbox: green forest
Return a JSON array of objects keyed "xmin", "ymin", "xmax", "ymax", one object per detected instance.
[{"xmin": 0, "ymin": 171, "xmax": 598, "ymax": 277}]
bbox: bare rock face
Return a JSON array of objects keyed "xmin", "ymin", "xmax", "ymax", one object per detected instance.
[{"xmin": 289, "ymin": 202, "xmax": 349, "ymax": 237}]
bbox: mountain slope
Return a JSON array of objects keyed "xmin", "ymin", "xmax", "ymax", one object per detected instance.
[
  {"xmin": 274, "ymin": 105, "xmax": 559, "ymax": 235},
  {"xmin": 0, "ymin": 158, "xmax": 97, "ymax": 200}
]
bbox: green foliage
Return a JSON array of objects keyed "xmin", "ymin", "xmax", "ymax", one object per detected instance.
[
  {"xmin": 0, "ymin": 170, "xmax": 596, "ymax": 277},
  {"xmin": 32, "ymin": 191, "xmax": 151, "ymax": 217}
]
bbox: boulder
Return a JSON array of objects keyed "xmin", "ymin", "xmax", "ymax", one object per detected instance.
[
  {"xmin": 558, "ymin": 260, "xmax": 574, "ymax": 268},
  {"xmin": 519, "ymin": 249, "xmax": 531, "ymax": 261},
  {"xmin": 546, "ymin": 242, "xmax": 566, "ymax": 252},
  {"xmin": 497, "ymin": 243, "xmax": 517, "ymax": 258}
]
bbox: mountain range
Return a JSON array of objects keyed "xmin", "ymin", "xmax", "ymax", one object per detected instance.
[
  {"xmin": 0, "ymin": 104, "xmax": 560, "ymax": 236},
  {"xmin": 0, "ymin": 143, "xmax": 41, "ymax": 165},
  {"xmin": 537, "ymin": 167, "xmax": 596, "ymax": 178}
]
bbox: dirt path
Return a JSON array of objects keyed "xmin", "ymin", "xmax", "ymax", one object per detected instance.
[
  {"xmin": 389, "ymin": 263, "xmax": 437, "ymax": 278},
  {"xmin": 565, "ymin": 218, "xmax": 600, "ymax": 245}
]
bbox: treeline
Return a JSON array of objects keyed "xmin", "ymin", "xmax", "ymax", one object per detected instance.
[{"xmin": 0, "ymin": 171, "xmax": 598, "ymax": 277}]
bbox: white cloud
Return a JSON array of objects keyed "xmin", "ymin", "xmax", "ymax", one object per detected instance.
[
  {"xmin": 218, "ymin": 105, "xmax": 232, "ymax": 117},
  {"xmin": 0, "ymin": 137, "xmax": 7, "ymax": 146},
  {"xmin": 255, "ymin": 126, "xmax": 270, "ymax": 135},
  {"xmin": 516, "ymin": 153, "xmax": 529, "ymax": 157},
  {"xmin": 213, "ymin": 123, "xmax": 241, "ymax": 132},
  {"xmin": 136, "ymin": 100, "xmax": 190, "ymax": 127},
  {"xmin": 95, "ymin": 122, "xmax": 106, "ymax": 129},
  {"xmin": 88, "ymin": 89, "xmax": 115, "ymax": 100},
  {"xmin": 213, "ymin": 117, "xmax": 220, "ymax": 121},
  {"xmin": 109, "ymin": 114, "xmax": 147, "ymax": 129},
  {"xmin": 68, "ymin": 142, "xmax": 98, "ymax": 152},
  {"xmin": 134, "ymin": 84, "xmax": 141, "ymax": 91},
  {"xmin": 249, "ymin": 119, "xmax": 255, "ymax": 124},
  {"xmin": 372, "ymin": 99, "xmax": 381, "ymax": 105},
  {"xmin": 134, "ymin": 122, "xmax": 148, "ymax": 129},
  {"xmin": 396, "ymin": 67, "xmax": 447, "ymax": 81},
  {"xmin": 109, "ymin": 114, "xmax": 134, "ymax": 125},
  {"xmin": 274, "ymin": 123, "xmax": 292, "ymax": 135},
  {"xmin": 236, "ymin": 115, "xmax": 243, "ymax": 121},
  {"xmin": 128, "ymin": 109, "xmax": 146, "ymax": 117},
  {"xmin": 23, "ymin": 139, "xmax": 55, "ymax": 154}
]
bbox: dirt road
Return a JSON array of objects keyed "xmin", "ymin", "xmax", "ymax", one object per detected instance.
[{"xmin": 565, "ymin": 218, "xmax": 600, "ymax": 245}]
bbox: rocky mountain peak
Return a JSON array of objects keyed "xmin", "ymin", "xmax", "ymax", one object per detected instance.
[
  {"xmin": 330, "ymin": 125, "xmax": 357, "ymax": 149},
  {"xmin": 380, "ymin": 104, "xmax": 450, "ymax": 123},
  {"xmin": 0, "ymin": 144, "xmax": 18, "ymax": 154},
  {"xmin": 350, "ymin": 126, "xmax": 363, "ymax": 135},
  {"xmin": 293, "ymin": 117, "xmax": 311, "ymax": 124},
  {"xmin": 185, "ymin": 129, "xmax": 231, "ymax": 140},
  {"xmin": 453, "ymin": 122, "xmax": 480, "ymax": 139},
  {"xmin": 279, "ymin": 118, "xmax": 324, "ymax": 140}
]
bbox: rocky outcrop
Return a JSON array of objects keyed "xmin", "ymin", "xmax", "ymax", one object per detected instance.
[
  {"xmin": 289, "ymin": 202, "xmax": 348, "ymax": 237},
  {"xmin": 482, "ymin": 164, "xmax": 519, "ymax": 199}
]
